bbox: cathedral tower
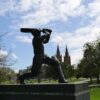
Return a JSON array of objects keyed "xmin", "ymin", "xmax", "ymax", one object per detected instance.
[
  {"xmin": 56, "ymin": 45, "xmax": 62, "ymax": 62},
  {"xmin": 64, "ymin": 45, "xmax": 71, "ymax": 65}
]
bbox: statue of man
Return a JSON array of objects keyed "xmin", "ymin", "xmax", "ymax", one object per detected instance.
[{"xmin": 17, "ymin": 28, "xmax": 67, "ymax": 84}]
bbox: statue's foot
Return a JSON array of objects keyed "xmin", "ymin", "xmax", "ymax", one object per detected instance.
[
  {"xmin": 17, "ymin": 75, "xmax": 25, "ymax": 85},
  {"xmin": 58, "ymin": 80, "xmax": 68, "ymax": 83}
]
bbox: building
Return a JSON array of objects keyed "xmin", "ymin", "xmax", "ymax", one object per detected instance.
[
  {"xmin": 56, "ymin": 45, "xmax": 62, "ymax": 62},
  {"xmin": 64, "ymin": 45, "xmax": 71, "ymax": 65},
  {"xmin": 56, "ymin": 45, "xmax": 71, "ymax": 65}
]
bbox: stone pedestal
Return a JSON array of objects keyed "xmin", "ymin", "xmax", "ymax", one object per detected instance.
[{"xmin": 0, "ymin": 82, "xmax": 90, "ymax": 100}]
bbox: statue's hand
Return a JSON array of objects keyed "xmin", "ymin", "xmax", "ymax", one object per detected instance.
[{"xmin": 42, "ymin": 29, "xmax": 52, "ymax": 33}]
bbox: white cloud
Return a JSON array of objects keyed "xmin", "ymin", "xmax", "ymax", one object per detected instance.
[
  {"xmin": 87, "ymin": 0, "xmax": 100, "ymax": 18},
  {"xmin": 57, "ymin": 0, "xmax": 86, "ymax": 17},
  {"xmin": 11, "ymin": 53, "xmax": 18, "ymax": 59},
  {"xmin": 70, "ymin": 48, "xmax": 83, "ymax": 65},
  {"xmin": 52, "ymin": 35, "xmax": 63, "ymax": 44},
  {"xmin": 90, "ymin": 16, "xmax": 100, "ymax": 28},
  {"xmin": 0, "ymin": 49, "xmax": 18, "ymax": 60},
  {"xmin": 16, "ymin": 35, "xmax": 32, "ymax": 44},
  {"xmin": 0, "ymin": 49, "xmax": 8, "ymax": 57},
  {"xmin": 17, "ymin": 0, "xmax": 33, "ymax": 12},
  {"xmin": 9, "ymin": 0, "xmax": 86, "ymax": 28},
  {"xmin": 0, "ymin": 0, "xmax": 86, "ymax": 28},
  {"xmin": 0, "ymin": 0, "xmax": 15, "ymax": 16}
]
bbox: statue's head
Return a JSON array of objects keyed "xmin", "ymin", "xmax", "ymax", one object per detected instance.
[{"xmin": 32, "ymin": 29, "xmax": 41, "ymax": 37}]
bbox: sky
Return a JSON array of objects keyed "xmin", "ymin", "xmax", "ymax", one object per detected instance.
[{"xmin": 0, "ymin": 0, "xmax": 100, "ymax": 72}]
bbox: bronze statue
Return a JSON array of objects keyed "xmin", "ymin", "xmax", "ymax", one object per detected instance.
[{"xmin": 17, "ymin": 28, "xmax": 67, "ymax": 84}]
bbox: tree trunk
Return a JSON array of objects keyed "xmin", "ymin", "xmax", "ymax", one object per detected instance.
[
  {"xmin": 96, "ymin": 75, "xmax": 100, "ymax": 84},
  {"xmin": 90, "ymin": 76, "xmax": 93, "ymax": 84},
  {"xmin": 37, "ymin": 75, "xmax": 41, "ymax": 83}
]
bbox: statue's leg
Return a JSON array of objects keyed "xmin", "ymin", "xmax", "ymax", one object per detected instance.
[
  {"xmin": 17, "ymin": 72, "xmax": 34, "ymax": 84},
  {"xmin": 43, "ymin": 56, "xmax": 67, "ymax": 83},
  {"xmin": 17, "ymin": 56, "xmax": 42, "ymax": 84}
]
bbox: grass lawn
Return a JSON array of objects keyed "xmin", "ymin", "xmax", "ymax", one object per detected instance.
[{"xmin": 90, "ymin": 87, "xmax": 100, "ymax": 100}]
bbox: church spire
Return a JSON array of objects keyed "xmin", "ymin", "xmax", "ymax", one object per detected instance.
[
  {"xmin": 57, "ymin": 45, "xmax": 60, "ymax": 56},
  {"xmin": 56, "ymin": 45, "xmax": 62, "ymax": 62},
  {"xmin": 64, "ymin": 45, "xmax": 71, "ymax": 65},
  {"xmin": 65, "ymin": 45, "xmax": 69, "ymax": 56}
]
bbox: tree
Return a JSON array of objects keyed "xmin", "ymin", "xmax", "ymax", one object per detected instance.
[
  {"xmin": 93, "ymin": 39, "xmax": 100, "ymax": 83},
  {"xmin": 0, "ymin": 32, "xmax": 17, "ymax": 67},
  {"xmin": 77, "ymin": 38, "xmax": 100, "ymax": 83},
  {"xmin": 61, "ymin": 62, "xmax": 74, "ymax": 80},
  {"xmin": 0, "ymin": 33, "xmax": 16, "ymax": 84},
  {"xmin": 0, "ymin": 67, "xmax": 16, "ymax": 84},
  {"xmin": 84, "ymin": 41, "xmax": 100, "ymax": 83}
]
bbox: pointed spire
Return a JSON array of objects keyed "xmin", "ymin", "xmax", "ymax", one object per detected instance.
[
  {"xmin": 57, "ymin": 45, "xmax": 61, "ymax": 56},
  {"xmin": 64, "ymin": 45, "xmax": 71, "ymax": 65},
  {"xmin": 65, "ymin": 45, "xmax": 69, "ymax": 56},
  {"xmin": 56, "ymin": 45, "xmax": 62, "ymax": 62}
]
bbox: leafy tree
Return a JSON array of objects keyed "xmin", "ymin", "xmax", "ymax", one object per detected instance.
[
  {"xmin": 0, "ymin": 67, "xmax": 16, "ymax": 84},
  {"xmin": 67, "ymin": 65, "xmax": 74, "ymax": 80},
  {"xmin": 93, "ymin": 39, "xmax": 100, "ymax": 83},
  {"xmin": 61, "ymin": 62, "xmax": 74, "ymax": 80},
  {"xmin": 0, "ymin": 33, "xmax": 16, "ymax": 84},
  {"xmin": 45, "ymin": 64, "xmax": 58, "ymax": 80},
  {"xmin": 77, "ymin": 38, "xmax": 100, "ymax": 83},
  {"xmin": 0, "ymin": 32, "xmax": 16, "ymax": 67},
  {"xmin": 61, "ymin": 62, "xmax": 68, "ymax": 78}
]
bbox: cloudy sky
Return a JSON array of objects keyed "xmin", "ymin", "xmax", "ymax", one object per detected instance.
[{"xmin": 0, "ymin": 0, "xmax": 100, "ymax": 71}]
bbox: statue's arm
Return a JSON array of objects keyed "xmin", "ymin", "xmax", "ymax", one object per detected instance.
[
  {"xmin": 41, "ymin": 29, "xmax": 52, "ymax": 44},
  {"xmin": 39, "ymin": 34, "xmax": 49, "ymax": 43},
  {"xmin": 39, "ymin": 33, "xmax": 51, "ymax": 44},
  {"xmin": 43, "ymin": 32, "xmax": 51, "ymax": 44}
]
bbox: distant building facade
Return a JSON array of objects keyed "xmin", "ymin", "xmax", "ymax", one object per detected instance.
[{"xmin": 56, "ymin": 45, "xmax": 71, "ymax": 65}]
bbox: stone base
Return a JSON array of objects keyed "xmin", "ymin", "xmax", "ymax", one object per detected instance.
[{"xmin": 0, "ymin": 82, "xmax": 90, "ymax": 100}]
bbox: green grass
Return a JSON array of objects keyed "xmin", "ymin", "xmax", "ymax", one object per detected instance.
[
  {"xmin": 90, "ymin": 87, "xmax": 100, "ymax": 100},
  {"xmin": 68, "ymin": 77, "xmax": 88, "ymax": 83}
]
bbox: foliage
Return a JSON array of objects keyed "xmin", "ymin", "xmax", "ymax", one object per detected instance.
[
  {"xmin": 0, "ymin": 67, "xmax": 16, "ymax": 84},
  {"xmin": 0, "ymin": 32, "xmax": 17, "ymax": 67},
  {"xmin": 61, "ymin": 62, "xmax": 74, "ymax": 79},
  {"xmin": 43, "ymin": 64, "xmax": 57, "ymax": 80},
  {"xmin": 0, "ymin": 33, "xmax": 16, "ymax": 84},
  {"xmin": 77, "ymin": 38, "xmax": 100, "ymax": 83}
]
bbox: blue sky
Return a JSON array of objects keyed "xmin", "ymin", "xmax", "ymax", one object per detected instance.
[{"xmin": 0, "ymin": 0, "xmax": 100, "ymax": 72}]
